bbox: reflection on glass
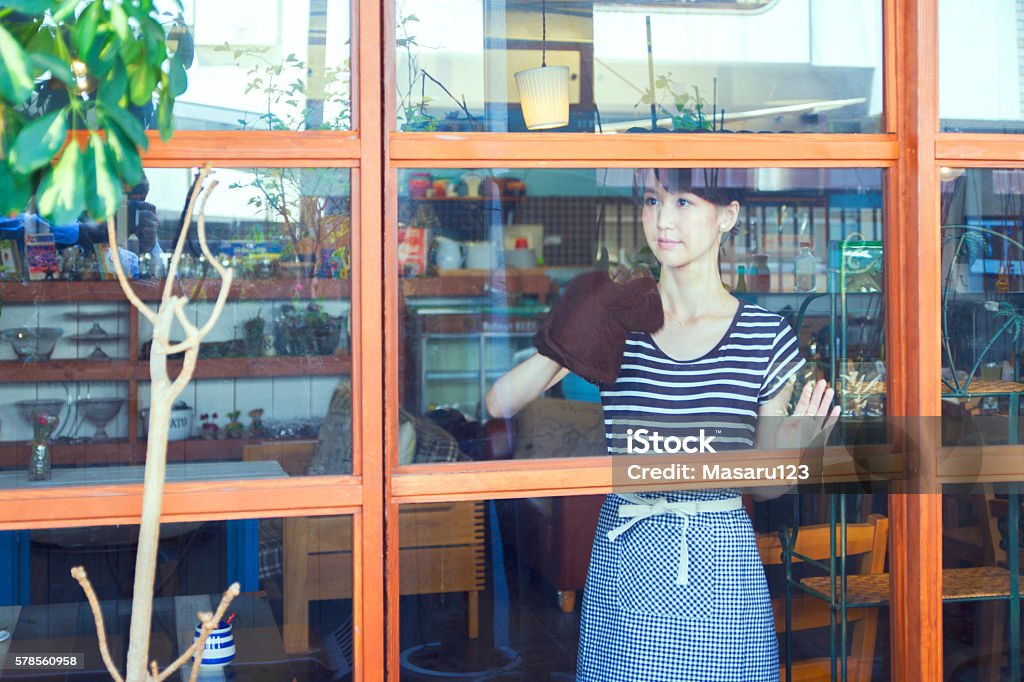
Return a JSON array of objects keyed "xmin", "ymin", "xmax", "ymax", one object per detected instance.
[
  {"xmin": 0, "ymin": 168, "xmax": 352, "ymax": 481},
  {"xmin": 396, "ymin": 0, "xmax": 882, "ymax": 133},
  {"xmin": 941, "ymin": 168, "xmax": 1024, "ymax": 446},
  {"xmin": 397, "ymin": 167, "xmax": 885, "ymax": 461},
  {"xmin": 0, "ymin": 516, "xmax": 352, "ymax": 680},
  {"xmin": 160, "ymin": 0, "xmax": 351, "ymax": 131},
  {"xmin": 398, "ymin": 494, "xmax": 889, "ymax": 680},
  {"xmin": 939, "ymin": 1, "xmax": 1024, "ymax": 133},
  {"xmin": 942, "ymin": 487, "xmax": 1022, "ymax": 680}
]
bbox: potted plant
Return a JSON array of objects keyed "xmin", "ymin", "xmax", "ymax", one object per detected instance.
[
  {"xmin": 224, "ymin": 411, "xmax": 244, "ymax": 439},
  {"xmin": 0, "ymin": 1, "xmax": 185, "ymax": 222}
]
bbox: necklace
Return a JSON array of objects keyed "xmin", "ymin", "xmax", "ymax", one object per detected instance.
[{"xmin": 662, "ymin": 297, "xmax": 733, "ymax": 329}]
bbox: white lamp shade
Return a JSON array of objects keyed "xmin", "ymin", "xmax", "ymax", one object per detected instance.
[{"xmin": 514, "ymin": 65, "xmax": 569, "ymax": 130}]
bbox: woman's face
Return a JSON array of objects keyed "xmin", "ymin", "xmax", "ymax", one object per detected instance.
[{"xmin": 640, "ymin": 171, "xmax": 738, "ymax": 271}]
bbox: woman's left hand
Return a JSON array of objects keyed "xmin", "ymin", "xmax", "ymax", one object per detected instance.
[{"xmin": 773, "ymin": 379, "xmax": 841, "ymax": 450}]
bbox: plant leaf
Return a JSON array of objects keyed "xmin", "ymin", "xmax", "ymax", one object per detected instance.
[
  {"xmin": 2, "ymin": 1, "xmax": 52, "ymax": 13},
  {"xmin": 0, "ymin": 23, "xmax": 34, "ymax": 104},
  {"xmin": 10, "ymin": 109, "xmax": 68, "ymax": 174},
  {"xmin": 103, "ymin": 123, "xmax": 143, "ymax": 186},
  {"xmin": 128, "ymin": 62, "xmax": 157, "ymax": 106},
  {"xmin": 0, "ymin": 162, "xmax": 32, "ymax": 217},
  {"xmin": 156, "ymin": 88, "xmax": 174, "ymax": 141},
  {"xmin": 109, "ymin": 2, "xmax": 131, "ymax": 42},
  {"xmin": 168, "ymin": 53, "xmax": 187, "ymax": 97},
  {"xmin": 97, "ymin": 60, "xmax": 128, "ymax": 107},
  {"xmin": 99, "ymin": 100, "xmax": 149, "ymax": 149},
  {"xmin": 28, "ymin": 53, "xmax": 74, "ymax": 88},
  {"xmin": 85, "ymin": 133, "xmax": 122, "ymax": 219},
  {"xmin": 36, "ymin": 141, "xmax": 86, "ymax": 225},
  {"xmin": 74, "ymin": 0, "xmax": 103, "ymax": 56}
]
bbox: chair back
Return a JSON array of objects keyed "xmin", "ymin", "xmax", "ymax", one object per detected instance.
[
  {"xmin": 243, "ymin": 440, "xmax": 317, "ymax": 477},
  {"xmin": 757, "ymin": 514, "xmax": 889, "ymax": 682}
]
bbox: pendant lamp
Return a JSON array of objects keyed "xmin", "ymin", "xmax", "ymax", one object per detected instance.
[{"xmin": 514, "ymin": 0, "xmax": 569, "ymax": 130}]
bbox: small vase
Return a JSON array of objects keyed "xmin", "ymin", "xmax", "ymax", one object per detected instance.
[
  {"xmin": 29, "ymin": 443, "xmax": 51, "ymax": 481},
  {"xmin": 194, "ymin": 620, "xmax": 235, "ymax": 670}
]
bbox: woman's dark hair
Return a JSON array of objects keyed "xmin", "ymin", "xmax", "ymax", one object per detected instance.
[{"xmin": 632, "ymin": 168, "xmax": 743, "ymax": 207}]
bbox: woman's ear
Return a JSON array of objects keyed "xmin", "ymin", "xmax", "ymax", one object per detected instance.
[{"xmin": 718, "ymin": 201, "xmax": 740, "ymax": 234}]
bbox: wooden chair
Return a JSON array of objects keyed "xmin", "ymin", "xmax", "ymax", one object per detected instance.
[
  {"xmin": 758, "ymin": 514, "xmax": 889, "ymax": 682},
  {"xmin": 243, "ymin": 441, "xmax": 485, "ymax": 653}
]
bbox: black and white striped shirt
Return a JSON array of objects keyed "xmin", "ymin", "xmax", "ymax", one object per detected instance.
[{"xmin": 600, "ymin": 301, "xmax": 805, "ymax": 458}]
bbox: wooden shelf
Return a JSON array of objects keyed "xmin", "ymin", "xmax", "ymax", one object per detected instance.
[
  {"xmin": 167, "ymin": 354, "xmax": 351, "ymax": 380},
  {"xmin": 401, "ymin": 273, "xmax": 552, "ymax": 301},
  {"xmin": 0, "ymin": 355, "xmax": 350, "ymax": 382},
  {"xmin": 0, "ymin": 278, "xmax": 352, "ymax": 304},
  {"xmin": 0, "ymin": 437, "xmax": 314, "ymax": 468},
  {"xmin": 0, "ymin": 359, "xmax": 135, "ymax": 382},
  {"xmin": 1, "ymin": 275, "xmax": 555, "ymax": 302}
]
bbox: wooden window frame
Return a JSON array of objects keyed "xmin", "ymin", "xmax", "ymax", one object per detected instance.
[{"xmin": 8, "ymin": 0, "xmax": 1022, "ymax": 679}]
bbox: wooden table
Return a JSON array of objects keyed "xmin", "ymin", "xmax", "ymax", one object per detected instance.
[{"xmin": 0, "ymin": 593, "xmax": 328, "ymax": 680}]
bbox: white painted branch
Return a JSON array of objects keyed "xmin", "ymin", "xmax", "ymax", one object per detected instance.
[{"xmin": 75, "ymin": 167, "xmax": 237, "ymax": 682}]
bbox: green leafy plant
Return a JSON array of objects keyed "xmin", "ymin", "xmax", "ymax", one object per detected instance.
[
  {"xmin": 212, "ymin": 44, "xmax": 350, "ymax": 131},
  {"xmin": 0, "ymin": 0, "xmax": 185, "ymax": 222},
  {"xmin": 638, "ymin": 73, "xmax": 713, "ymax": 132}
]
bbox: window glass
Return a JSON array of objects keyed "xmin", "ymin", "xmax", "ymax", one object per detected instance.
[
  {"xmin": 940, "ymin": 1, "xmax": 1024, "ymax": 133},
  {"xmin": 0, "ymin": 515, "xmax": 352, "ymax": 680},
  {"xmin": 395, "ymin": 0, "xmax": 883, "ymax": 133},
  {"xmin": 398, "ymin": 493, "xmax": 889, "ymax": 680},
  {"xmin": 163, "ymin": 0, "xmax": 351, "ymax": 131},
  {"xmin": 940, "ymin": 168, "xmax": 1024, "ymax": 446},
  {"xmin": 940, "ymin": 169, "xmax": 1024, "ymax": 678},
  {"xmin": 396, "ymin": 167, "xmax": 886, "ymax": 464},
  {"xmin": 0, "ymin": 167, "xmax": 352, "ymax": 483}
]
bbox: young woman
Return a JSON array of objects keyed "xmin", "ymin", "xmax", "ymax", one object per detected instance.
[{"xmin": 485, "ymin": 168, "xmax": 840, "ymax": 681}]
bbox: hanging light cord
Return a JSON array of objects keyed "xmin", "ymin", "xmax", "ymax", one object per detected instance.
[{"xmin": 541, "ymin": 0, "xmax": 547, "ymax": 67}]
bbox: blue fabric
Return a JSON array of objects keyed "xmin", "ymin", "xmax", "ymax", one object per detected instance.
[{"xmin": 0, "ymin": 215, "xmax": 82, "ymax": 249}]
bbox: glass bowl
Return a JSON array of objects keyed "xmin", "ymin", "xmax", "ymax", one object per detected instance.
[
  {"xmin": 15, "ymin": 399, "xmax": 66, "ymax": 426},
  {"xmin": 2, "ymin": 327, "xmax": 63, "ymax": 362},
  {"xmin": 76, "ymin": 398, "xmax": 124, "ymax": 441}
]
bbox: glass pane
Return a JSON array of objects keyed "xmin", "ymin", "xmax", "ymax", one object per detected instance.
[
  {"xmin": 164, "ymin": 0, "xmax": 351, "ymax": 131},
  {"xmin": 395, "ymin": 0, "xmax": 883, "ymax": 133},
  {"xmin": 939, "ymin": 2, "xmax": 1024, "ymax": 133},
  {"xmin": 397, "ymin": 493, "xmax": 889, "ymax": 680},
  {"xmin": 940, "ymin": 171, "xmax": 1024, "ymax": 678},
  {"xmin": 942, "ymin": 486, "xmax": 1022, "ymax": 680},
  {"xmin": 0, "ymin": 167, "xmax": 353, "ymax": 483},
  {"xmin": 396, "ymin": 167, "xmax": 886, "ymax": 461},
  {"xmin": 0, "ymin": 514, "xmax": 352, "ymax": 681},
  {"xmin": 940, "ymin": 168, "xmax": 1024, "ymax": 446}
]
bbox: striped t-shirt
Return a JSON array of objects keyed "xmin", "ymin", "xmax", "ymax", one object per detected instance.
[{"xmin": 600, "ymin": 301, "xmax": 805, "ymax": 495}]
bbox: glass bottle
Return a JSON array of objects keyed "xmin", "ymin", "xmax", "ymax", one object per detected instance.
[
  {"xmin": 735, "ymin": 265, "xmax": 748, "ymax": 292},
  {"xmin": 794, "ymin": 242, "xmax": 818, "ymax": 292},
  {"xmin": 749, "ymin": 253, "xmax": 771, "ymax": 292}
]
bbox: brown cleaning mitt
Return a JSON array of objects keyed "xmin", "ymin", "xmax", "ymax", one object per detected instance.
[{"xmin": 534, "ymin": 271, "xmax": 664, "ymax": 385}]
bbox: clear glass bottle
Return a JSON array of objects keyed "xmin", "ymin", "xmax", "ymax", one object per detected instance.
[
  {"xmin": 794, "ymin": 242, "xmax": 818, "ymax": 292},
  {"xmin": 735, "ymin": 264, "xmax": 748, "ymax": 292}
]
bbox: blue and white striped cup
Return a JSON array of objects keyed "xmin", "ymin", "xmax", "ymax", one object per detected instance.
[{"xmin": 193, "ymin": 621, "xmax": 235, "ymax": 669}]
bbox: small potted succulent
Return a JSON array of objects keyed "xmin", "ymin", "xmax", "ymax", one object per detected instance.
[
  {"xmin": 273, "ymin": 301, "xmax": 342, "ymax": 356},
  {"xmin": 224, "ymin": 411, "xmax": 244, "ymax": 439},
  {"xmin": 248, "ymin": 409, "xmax": 269, "ymax": 439}
]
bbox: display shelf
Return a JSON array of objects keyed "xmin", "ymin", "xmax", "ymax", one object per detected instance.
[
  {"xmin": 160, "ymin": 354, "xmax": 351, "ymax": 380},
  {"xmin": 0, "ymin": 354, "xmax": 351, "ymax": 382},
  {"xmin": 0, "ymin": 278, "xmax": 351, "ymax": 304},
  {"xmin": 0, "ymin": 359, "xmax": 135, "ymax": 382},
  {"xmin": 0, "ymin": 437, "xmax": 318, "ymax": 469}
]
